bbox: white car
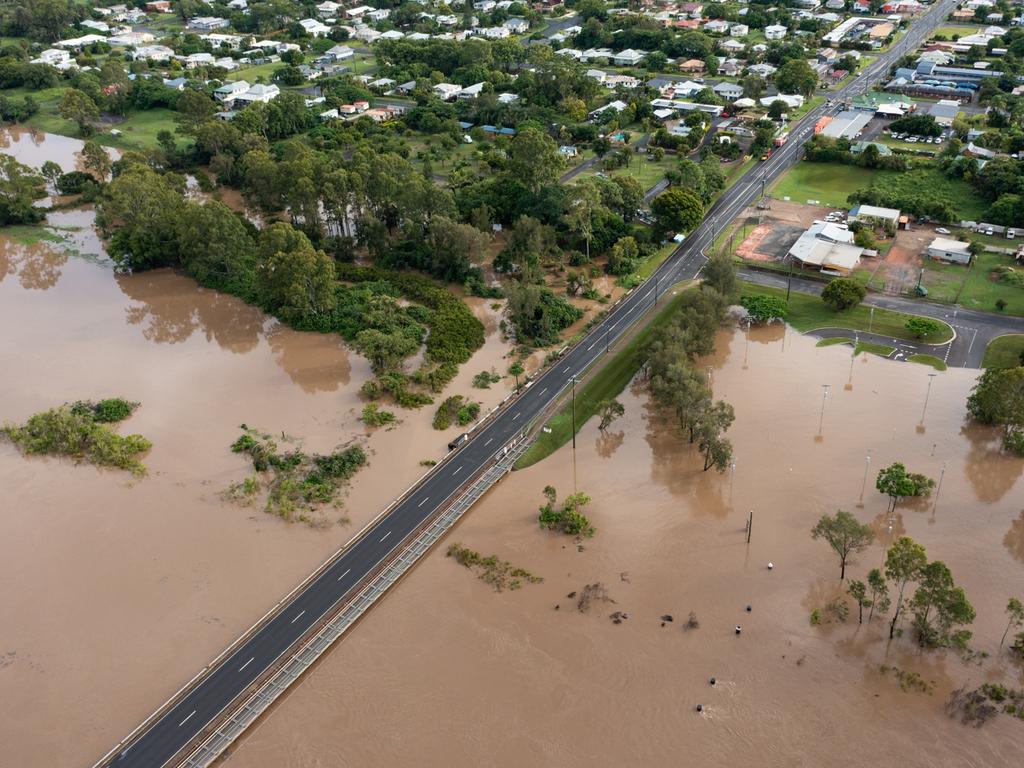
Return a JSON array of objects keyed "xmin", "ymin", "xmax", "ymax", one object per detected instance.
[
  {"xmin": 907, "ymin": 136, "xmax": 918, "ymax": 143},
  {"xmin": 935, "ymin": 227, "xmax": 950, "ymax": 234}
]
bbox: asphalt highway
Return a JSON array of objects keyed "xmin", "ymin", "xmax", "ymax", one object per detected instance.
[{"xmin": 98, "ymin": 3, "xmax": 960, "ymax": 765}]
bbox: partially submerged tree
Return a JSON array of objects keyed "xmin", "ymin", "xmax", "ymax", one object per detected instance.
[
  {"xmin": 966, "ymin": 367, "xmax": 1024, "ymax": 455},
  {"xmin": 867, "ymin": 568, "xmax": 891, "ymax": 622},
  {"xmin": 1001, "ymin": 597, "xmax": 1024, "ymax": 649},
  {"xmin": 875, "ymin": 462, "xmax": 935, "ymax": 512},
  {"xmin": 910, "ymin": 560, "xmax": 975, "ymax": 648},
  {"xmin": 811, "ymin": 510, "xmax": 874, "ymax": 580},
  {"xmin": 848, "ymin": 580, "xmax": 869, "ymax": 624},
  {"xmin": 597, "ymin": 399, "xmax": 625, "ymax": 431},
  {"xmin": 885, "ymin": 536, "xmax": 928, "ymax": 639}
]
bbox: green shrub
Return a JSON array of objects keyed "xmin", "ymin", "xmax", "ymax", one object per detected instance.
[
  {"xmin": 2, "ymin": 404, "xmax": 151, "ymax": 475},
  {"xmin": 361, "ymin": 403, "xmax": 396, "ymax": 427},
  {"xmin": 472, "ymin": 370, "xmax": 502, "ymax": 388},
  {"xmin": 433, "ymin": 395, "xmax": 478, "ymax": 429}
]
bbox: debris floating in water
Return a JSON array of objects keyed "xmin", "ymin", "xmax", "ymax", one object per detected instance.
[
  {"xmin": 767, "ymin": 562, "xmax": 774, "ymax": 570},
  {"xmin": 735, "ymin": 625, "xmax": 742, "ymax": 635}
]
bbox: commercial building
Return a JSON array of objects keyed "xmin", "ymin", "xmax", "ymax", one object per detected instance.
[{"xmin": 788, "ymin": 221, "xmax": 866, "ymax": 275}]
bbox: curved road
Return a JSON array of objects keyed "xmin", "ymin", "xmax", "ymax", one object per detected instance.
[{"xmin": 98, "ymin": 3, "xmax": 960, "ymax": 765}]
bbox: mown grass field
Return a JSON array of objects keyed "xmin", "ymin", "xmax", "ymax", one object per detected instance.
[
  {"xmin": 770, "ymin": 161, "xmax": 987, "ymax": 220},
  {"xmin": 515, "ymin": 284, "xmax": 694, "ymax": 469},
  {"xmin": 982, "ymin": 334, "xmax": 1024, "ymax": 368},
  {"xmin": 740, "ymin": 281, "xmax": 954, "ymax": 343}
]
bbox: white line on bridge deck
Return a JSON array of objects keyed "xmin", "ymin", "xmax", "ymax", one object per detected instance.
[
  {"xmin": 337, "ymin": 568, "xmax": 350, "ymax": 581},
  {"xmin": 238, "ymin": 657, "xmax": 254, "ymax": 673},
  {"xmin": 512, "ymin": 412, "xmax": 520, "ymax": 421},
  {"xmin": 290, "ymin": 610, "xmax": 305, "ymax": 624},
  {"xmin": 417, "ymin": 497, "xmax": 429, "ymax": 507},
  {"xmin": 484, "ymin": 437, "xmax": 493, "ymax": 446},
  {"xmin": 539, "ymin": 387, "xmax": 547, "ymax": 395},
  {"xmin": 380, "ymin": 531, "xmax": 392, "ymax": 542},
  {"xmin": 179, "ymin": 710, "xmax": 196, "ymax": 727},
  {"xmin": 452, "ymin": 466, "xmax": 462, "ymax": 476}
]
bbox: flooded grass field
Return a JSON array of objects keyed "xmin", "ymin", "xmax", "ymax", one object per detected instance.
[{"xmin": 221, "ymin": 326, "xmax": 1023, "ymax": 768}]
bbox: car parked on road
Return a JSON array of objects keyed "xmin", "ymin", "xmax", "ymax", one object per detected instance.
[{"xmin": 935, "ymin": 227, "xmax": 950, "ymax": 234}]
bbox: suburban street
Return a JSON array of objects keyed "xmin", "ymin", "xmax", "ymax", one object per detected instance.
[{"xmin": 96, "ymin": 2, "xmax": 969, "ymax": 765}]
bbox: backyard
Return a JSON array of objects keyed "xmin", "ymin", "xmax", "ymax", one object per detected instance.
[{"xmin": 919, "ymin": 251, "xmax": 1024, "ymax": 316}]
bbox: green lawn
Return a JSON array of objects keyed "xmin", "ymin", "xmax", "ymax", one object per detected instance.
[
  {"xmin": 740, "ymin": 281, "xmax": 954, "ymax": 343},
  {"xmin": 770, "ymin": 162, "xmax": 987, "ymax": 220},
  {"xmin": 920, "ymin": 252, "xmax": 1024, "ymax": 316},
  {"xmin": 771, "ymin": 163, "xmax": 880, "ymax": 207},
  {"xmin": 816, "ymin": 337, "xmax": 853, "ymax": 348},
  {"xmin": 582, "ymin": 155, "xmax": 673, "ymax": 191},
  {"xmin": 515, "ymin": 285, "xmax": 694, "ymax": 469},
  {"xmin": 982, "ymin": 334, "xmax": 1024, "ymax": 368},
  {"xmin": 97, "ymin": 108, "xmax": 179, "ymax": 151},
  {"xmin": 933, "ymin": 25, "xmax": 979, "ymax": 39},
  {"xmin": 855, "ymin": 341, "xmax": 895, "ymax": 357},
  {"xmin": 907, "ymin": 354, "xmax": 947, "ymax": 371},
  {"xmin": 227, "ymin": 62, "xmax": 282, "ymax": 82}
]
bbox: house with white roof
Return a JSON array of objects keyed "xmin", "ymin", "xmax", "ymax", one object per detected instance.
[
  {"xmin": 721, "ymin": 39, "xmax": 746, "ymax": 53},
  {"xmin": 317, "ymin": 1, "xmax": 341, "ymax": 17},
  {"xmin": 189, "ymin": 17, "xmax": 231, "ymax": 31},
  {"xmin": 233, "ymin": 83, "xmax": 280, "ymax": 105},
  {"xmin": 789, "ymin": 221, "xmax": 866, "ymax": 274},
  {"xmin": 730, "ymin": 24, "xmax": 749, "ymax": 37},
  {"xmin": 57, "ymin": 34, "xmax": 108, "ymax": 49},
  {"xmin": 299, "ymin": 19, "xmax": 332, "ymax": 36},
  {"xmin": 506, "ymin": 17, "xmax": 529, "ymax": 33},
  {"xmin": 107, "ymin": 31, "xmax": 155, "ymax": 47},
  {"xmin": 434, "ymin": 82, "xmax": 463, "ymax": 100},
  {"xmin": 346, "ymin": 5, "xmax": 375, "ymax": 18},
  {"xmin": 31, "ymin": 49, "xmax": 76, "ymax": 70},
  {"xmin": 80, "ymin": 20, "xmax": 111, "ymax": 34},
  {"xmin": 458, "ymin": 82, "xmax": 486, "ymax": 99},
  {"xmin": 613, "ymin": 49, "xmax": 646, "ymax": 66},
  {"xmin": 133, "ymin": 44, "xmax": 174, "ymax": 62},
  {"xmin": 214, "ymin": 80, "xmax": 250, "ymax": 102},
  {"xmin": 325, "ymin": 44, "xmax": 354, "ymax": 60},
  {"xmin": 379, "ymin": 30, "xmax": 405, "ymax": 40},
  {"xmin": 765, "ymin": 24, "xmax": 788, "ymax": 40}
]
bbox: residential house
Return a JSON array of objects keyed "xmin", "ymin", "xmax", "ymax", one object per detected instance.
[
  {"xmin": 458, "ymin": 82, "xmax": 486, "ymax": 99},
  {"xmin": 748, "ymin": 63, "xmax": 777, "ymax": 78},
  {"xmin": 163, "ymin": 77, "xmax": 188, "ymax": 91},
  {"xmin": 80, "ymin": 20, "xmax": 111, "ymax": 34},
  {"xmin": 107, "ymin": 31, "xmax": 155, "ymax": 47},
  {"xmin": 498, "ymin": 92, "xmax": 519, "ymax": 103},
  {"xmin": 366, "ymin": 9, "xmax": 391, "ymax": 22},
  {"xmin": 57, "ymin": 34, "xmax": 108, "ymax": 49},
  {"xmin": 704, "ymin": 20, "xmax": 730, "ymax": 35},
  {"xmin": 317, "ymin": 1, "xmax": 341, "ymax": 18},
  {"xmin": 730, "ymin": 24, "xmax": 749, "ymax": 37},
  {"xmin": 679, "ymin": 59, "xmax": 705, "ymax": 74},
  {"xmin": 379, "ymin": 30, "xmax": 405, "ymax": 40},
  {"xmin": 505, "ymin": 17, "xmax": 529, "ymax": 34},
  {"xmin": 928, "ymin": 99, "xmax": 960, "ymax": 126},
  {"xmin": 713, "ymin": 82, "xmax": 744, "ymax": 101},
  {"xmin": 227, "ymin": 0, "xmax": 248, "ymax": 10},
  {"xmin": 325, "ymin": 44, "xmax": 354, "ymax": 61},
  {"xmin": 927, "ymin": 237, "xmax": 972, "ymax": 264},
  {"xmin": 346, "ymin": 5, "xmax": 374, "ymax": 18},
  {"xmin": 30, "ymin": 49, "xmax": 75, "ymax": 70},
  {"xmin": 234, "ymin": 83, "xmax": 281, "ymax": 105},
  {"xmin": 189, "ymin": 17, "xmax": 231, "ymax": 31},
  {"xmin": 481, "ymin": 26, "xmax": 511, "ymax": 39},
  {"xmin": 434, "ymin": 82, "xmax": 463, "ymax": 100},
  {"xmin": 559, "ymin": 145, "xmax": 579, "ymax": 157},
  {"xmin": 144, "ymin": 1, "xmax": 172, "ymax": 12},
  {"xmin": 721, "ymin": 39, "xmax": 746, "ymax": 53},
  {"xmin": 613, "ymin": 49, "xmax": 646, "ymax": 66},
  {"xmin": 133, "ymin": 44, "xmax": 174, "ymax": 62},
  {"xmin": 298, "ymin": 18, "xmax": 332, "ymax": 36},
  {"xmin": 765, "ymin": 24, "xmax": 788, "ymax": 40},
  {"xmin": 214, "ymin": 80, "xmax": 251, "ymax": 102}
]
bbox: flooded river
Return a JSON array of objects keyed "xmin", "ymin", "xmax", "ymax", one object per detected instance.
[
  {"xmin": 0, "ymin": 194, "xmax": 516, "ymax": 763},
  {"xmin": 220, "ymin": 325, "xmax": 1022, "ymax": 768}
]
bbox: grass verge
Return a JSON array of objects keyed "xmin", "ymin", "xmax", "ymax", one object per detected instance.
[
  {"xmin": 739, "ymin": 281, "xmax": 954, "ymax": 343},
  {"xmin": 982, "ymin": 334, "xmax": 1024, "ymax": 368},
  {"xmin": 855, "ymin": 341, "xmax": 895, "ymax": 357},
  {"xmin": 816, "ymin": 337, "xmax": 852, "ymax": 348},
  {"xmin": 907, "ymin": 354, "xmax": 948, "ymax": 371},
  {"xmin": 515, "ymin": 284, "xmax": 694, "ymax": 469}
]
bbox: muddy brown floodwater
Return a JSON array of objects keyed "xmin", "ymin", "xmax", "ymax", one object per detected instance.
[
  {"xmin": 0, "ymin": 221, "xmax": 516, "ymax": 764},
  {"xmin": 221, "ymin": 325, "xmax": 1023, "ymax": 768}
]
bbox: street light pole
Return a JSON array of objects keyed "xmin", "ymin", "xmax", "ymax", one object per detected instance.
[
  {"xmin": 818, "ymin": 383, "xmax": 831, "ymax": 434},
  {"xmin": 858, "ymin": 449, "xmax": 872, "ymax": 506},
  {"xmin": 920, "ymin": 372, "xmax": 937, "ymax": 424},
  {"xmin": 571, "ymin": 376, "xmax": 577, "ymax": 450},
  {"xmin": 868, "ymin": 306, "xmax": 875, "ymax": 334},
  {"xmin": 785, "ymin": 253, "xmax": 794, "ymax": 302}
]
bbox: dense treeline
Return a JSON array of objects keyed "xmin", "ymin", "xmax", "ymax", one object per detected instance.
[{"xmin": 643, "ymin": 253, "xmax": 737, "ymax": 472}]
